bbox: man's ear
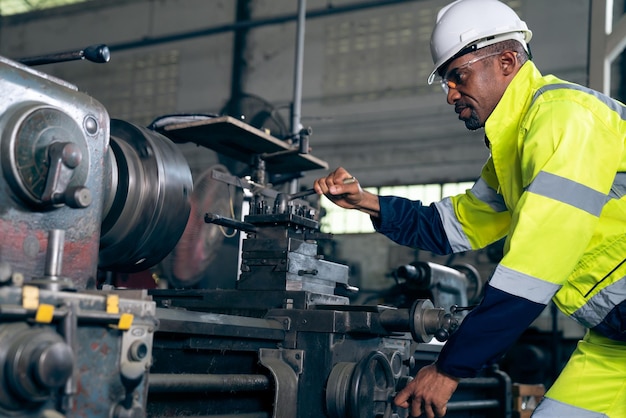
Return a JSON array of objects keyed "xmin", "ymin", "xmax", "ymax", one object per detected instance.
[{"xmin": 500, "ymin": 50, "xmax": 518, "ymax": 76}]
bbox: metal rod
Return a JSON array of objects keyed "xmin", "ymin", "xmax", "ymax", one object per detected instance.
[
  {"xmin": 289, "ymin": 188, "xmax": 316, "ymax": 199},
  {"xmin": 279, "ymin": 176, "xmax": 355, "ymax": 205},
  {"xmin": 457, "ymin": 377, "xmax": 502, "ymax": 388},
  {"xmin": 18, "ymin": 44, "xmax": 110, "ymax": 66},
  {"xmin": 289, "ymin": 0, "xmax": 307, "ymax": 195},
  {"xmin": 108, "ymin": 0, "xmax": 416, "ymax": 52},
  {"xmin": 148, "ymin": 373, "xmax": 271, "ymax": 393},
  {"xmin": 204, "ymin": 212, "xmax": 257, "ymax": 233},
  {"xmin": 61, "ymin": 302, "xmax": 78, "ymax": 411},
  {"xmin": 446, "ymin": 399, "xmax": 500, "ymax": 411},
  {"xmin": 378, "ymin": 308, "xmax": 410, "ymax": 332},
  {"xmin": 291, "ymin": 0, "xmax": 306, "ymax": 138},
  {"xmin": 44, "ymin": 229, "xmax": 65, "ymax": 277}
]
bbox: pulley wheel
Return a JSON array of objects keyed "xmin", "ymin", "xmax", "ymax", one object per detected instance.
[
  {"xmin": 326, "ymin": 352, "xmax": 396, "ymax": 418},
  {"xmin": 325, "ymin": 362, "xmax": 354, "ymax": 418}
]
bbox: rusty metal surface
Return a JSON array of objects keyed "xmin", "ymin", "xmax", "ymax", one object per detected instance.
[
  {"xmin": 0, "ymin": 285, "xmax": 157, "ymax": 417},
  {"xmin": 0, "ymin": 56, "xmax": 108, "ymax": 290}
]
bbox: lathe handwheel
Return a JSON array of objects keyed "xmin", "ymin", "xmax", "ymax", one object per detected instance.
[{"xmin": 1, "ymin": 104, "xmax": 88, "ymax": 207}]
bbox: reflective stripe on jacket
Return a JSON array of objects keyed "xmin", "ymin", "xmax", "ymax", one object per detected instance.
[{"xmin": 435, "ymin": 61, "xmax": 626, "ymax": 340}]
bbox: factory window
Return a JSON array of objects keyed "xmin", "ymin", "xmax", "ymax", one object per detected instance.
[
  {"xmin": 320, "ymin": 181, "xmax": 474, "ymax": 234},
  {"xmin": 0, "ymin": 0, "xmax": 91, "ymax": 16}
]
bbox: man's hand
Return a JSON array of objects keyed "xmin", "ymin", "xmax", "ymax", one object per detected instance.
[
  {"xmin": 394, "ymin": 364, "xmax": 459, "ymax": 418},
  {"xmin": 313, "ymin": 167, "xmax": 361, "ymax": 208},
  {"xmin": 313, "ymin": 167, "xmax": 380, "ymax": 217}
]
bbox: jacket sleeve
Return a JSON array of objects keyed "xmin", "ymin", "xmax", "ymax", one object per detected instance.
[
  {"xmin": 374, "ymin": 158, "xmax": 511, "ymax": 254},
  {"xmin": 373, "ymin": 196, "xmax": 453, "ymax": 255},
  {"xmin": 435, "ymin": 283, "xmax": 545, "ymax": 378}
]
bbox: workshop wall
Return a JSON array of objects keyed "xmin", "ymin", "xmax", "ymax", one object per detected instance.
[
  {"xmin": 244, "ymin": 0, "xmax": 591, "ymax": 187},
  {"xmin": 0, "ymin": 0, "xmax": 592, "ymax": 185}
]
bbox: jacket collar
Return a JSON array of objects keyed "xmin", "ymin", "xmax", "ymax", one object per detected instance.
[{"xmin": 484, "ymin": 60, "xmax": 543, "ymax": 147}]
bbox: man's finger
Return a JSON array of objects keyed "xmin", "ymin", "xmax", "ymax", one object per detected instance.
[
  {"xmin": 423, "ymin": 401, "xmax": 436, "ymax": 418},
  {"xmin": 410, "ymin": 398, "xmax": 423, "ymax": 418},
  {"xmin": 394, "ymin": 398, "xmax": 410, "ymax": 408},
  {"xmin": 393, "ymin": 385, "xmax": 412, "ymax": 407}
]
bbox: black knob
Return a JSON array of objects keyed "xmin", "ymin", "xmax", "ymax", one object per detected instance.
[
  {"xmin": 83, "ymin": 44, "xmax": 110, "ymax": 63},
  {"xmin": 35, "ymin": 341, "xmax": 74, "ymax": 388},
  {"xmin": 434, "ymin": 329, "xmax": 449, "ymax": 342},
  {"xmin": 6, "ymin": 327, "xmax": 74, "ymax": 403}
]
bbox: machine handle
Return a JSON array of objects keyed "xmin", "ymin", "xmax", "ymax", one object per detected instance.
[
  {"xmin": 18, "ymin": 44, "xmax": 110, "ymax": 66},
  {"xmin": 204, "ymin": 212, "xmax": 257, "ymax": 233}
]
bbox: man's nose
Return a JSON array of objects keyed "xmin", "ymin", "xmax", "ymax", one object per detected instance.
[{"xmin": 446, "ymin": 87, "xmax": 460, "ymax": 105}]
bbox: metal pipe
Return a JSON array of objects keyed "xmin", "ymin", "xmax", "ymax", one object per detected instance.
[
  {"xmin": 446, "ymin": 399, "xmax": 500, "ymax": 411},
  {"xmin": 288, "ymin": 0, "xmax": 307, "ymax": 195},
  {"xmin": 291, "ymin": 0, "xmax": 306, "ymax": 138},
  {"xmin": 148, "ymin": 373, "xmax": 271, "ymax": 393},
  {"xmin": 457, "ymin": 377, "xmax": 502, "ymax": 388},
  {"xmin": 229, "ymin": 0, "xmax": 252, "ymax": 117},
  {"xmin": 108, "ymin": 0, "xmax": 417, "ymax": 52}
]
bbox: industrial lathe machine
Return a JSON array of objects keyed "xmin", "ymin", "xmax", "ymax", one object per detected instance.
[{"xmin": 0, "ymin": 51, "xmax": 512, "ymax": 418}]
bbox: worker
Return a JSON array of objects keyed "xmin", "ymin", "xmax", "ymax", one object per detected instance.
[{"xmin": 313, "ymin": 0, "xmax": 626, "ymax": 417}]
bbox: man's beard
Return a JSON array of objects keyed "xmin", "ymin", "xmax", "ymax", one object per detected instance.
[{"xmin": 463, "ymin": 108, "xmax": 482, "ymax": 130}]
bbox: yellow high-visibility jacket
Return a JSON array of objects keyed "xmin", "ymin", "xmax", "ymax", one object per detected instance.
[{"xmin": 375, "ymin": 60, "xmax": 626, "ymax": 377}]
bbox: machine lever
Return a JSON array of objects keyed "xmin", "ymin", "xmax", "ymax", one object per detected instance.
[
  {"xmin": 204, "ymin": 212, "xmax": 257, "ymax": 233},
  {"xmin": 18, "ymin": 44, "xmax": 110, "ymax": 66},
  {"xmin": 450, "ymin": 304, "xmax": 478, "ymax": 314},
  {"xmin": 274, "ymin": 189, "xmax": 315, "ymax": 214}
]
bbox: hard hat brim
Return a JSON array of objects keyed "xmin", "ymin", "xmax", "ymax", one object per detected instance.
[{"xmin": 427, "ymin": 31, "xmax": 532, "ymax": 85}]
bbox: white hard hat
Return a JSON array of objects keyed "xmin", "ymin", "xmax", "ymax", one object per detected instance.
[{"xmin": 427, "ymin": 0, "xmax": 532, "ymax": 84}]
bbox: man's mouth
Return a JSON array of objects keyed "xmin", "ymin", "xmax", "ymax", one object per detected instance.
[{"xmin": 455, "ymin": 105, "xmax": 472, "ymax": 120}]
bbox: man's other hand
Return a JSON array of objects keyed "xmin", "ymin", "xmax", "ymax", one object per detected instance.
[{"xmin": 394, "ymin": 364, "xmax": 459, "ymax": 418}]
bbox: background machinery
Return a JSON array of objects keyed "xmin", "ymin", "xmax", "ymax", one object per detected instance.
[{"xmin": 0, "ymin": 48, "xmax": 512, "ymax": 418}]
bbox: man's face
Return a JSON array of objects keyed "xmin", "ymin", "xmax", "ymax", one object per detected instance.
[{"xmin": 439, "ymin": 51, "xmax": 507, "ymax": 131}]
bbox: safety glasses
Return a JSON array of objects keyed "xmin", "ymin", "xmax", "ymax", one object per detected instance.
[{"xmin": 438, "ymin": 52, "xmax": 501, "ymax": 93}]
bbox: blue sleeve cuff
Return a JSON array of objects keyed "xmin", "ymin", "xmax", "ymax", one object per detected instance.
[
  {"xmin": 374, "ymin": 196, "xmax": 452, "ymax": 254},
  {"xmin": 435, "ymin": 283, "xmax": 546, "ymax": 378}
]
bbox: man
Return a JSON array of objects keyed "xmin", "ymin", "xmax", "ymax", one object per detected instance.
[{"xmin": 313, "ymin": 0, "xmax": 626, "ymax": 417}]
